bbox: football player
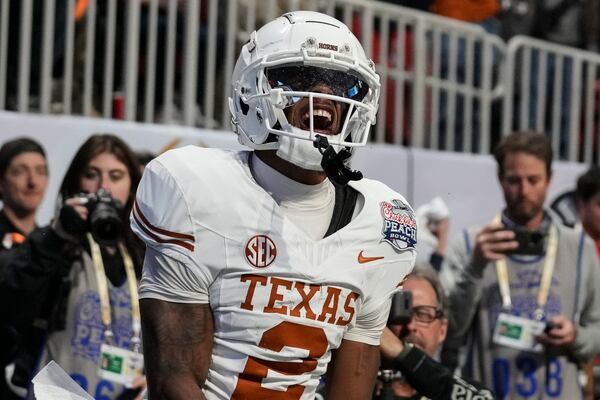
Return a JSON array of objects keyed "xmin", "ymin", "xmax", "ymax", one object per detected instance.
[{"xmin": 131, "ymin": 11, "xmax": 416, "ymax": 399}]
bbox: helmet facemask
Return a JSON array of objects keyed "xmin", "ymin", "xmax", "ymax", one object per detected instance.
[
  {"xmin": 245, "ymin": 64, "xmax": 377, "ymax": 170},
  {"xmin": 266, "ymin": 65, "xmax": 370, "ymax": 140}
]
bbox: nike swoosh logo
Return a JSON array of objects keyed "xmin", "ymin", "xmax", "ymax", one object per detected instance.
[{"xmin": 358, "ymin": 250, "xmax": 384, "ymax": 264}]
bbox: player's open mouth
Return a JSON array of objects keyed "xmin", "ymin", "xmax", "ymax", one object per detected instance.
[{"xmin": 300, "ymin": 105, "xmax": 337, "ymax": 134}]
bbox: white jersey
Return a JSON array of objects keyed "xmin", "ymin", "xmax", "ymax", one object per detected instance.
[{"xmin": 131, "ymin": 147, "xmax": 416, "ymax": 399}]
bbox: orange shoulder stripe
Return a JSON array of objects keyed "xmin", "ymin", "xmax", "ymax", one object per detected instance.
[
  {"xmin": 134, "ymin": 199, "xmax": 195, "ymax": 242},
  {"xmin": 132, "ymin": 207, "xmax": 195, "ymax": 252}
]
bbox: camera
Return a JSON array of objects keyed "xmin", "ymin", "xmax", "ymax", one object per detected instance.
[
  {"xmin": 388, "ymin": 290, "xmax": 413, "ymax": 326},
  {"xmin": 378, "ymin": 369, "xmax": 403, "ymax": 383},
  {"xmin": 376, "ymin": 290, "xmax": 413, "ymax": 399},
  {"xmin": 506, "ymin": 227, "xmax": 545, "ymax": 256},
  {"xmin": 544, "ymin": 321, "xmax": 558, "ymax": 333},
  {"xmin": 77, "ymin": 188, "xmax": 123, "ymax": 245}
]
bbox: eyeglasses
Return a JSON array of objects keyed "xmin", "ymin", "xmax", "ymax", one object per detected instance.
[
  {"xmin": 411, "ymin": 305, "xmax": 444, "ymax": 324},
  {"xmin": 266, "ymin": 65, "xmax": 370, "ymax": 102}
]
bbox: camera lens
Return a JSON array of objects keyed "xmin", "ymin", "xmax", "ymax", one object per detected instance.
[{"xmin": 89, "ymin": 202, "xmax": 122, "ymax": 245}]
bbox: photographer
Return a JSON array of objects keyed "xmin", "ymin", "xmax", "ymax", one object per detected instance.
[
  {"xmin": 440, "ymin": 132, "xmax": 600, "ymax": 399},
  {"xmin": 376, "ymin": 266, "xmax": 494, "ymax": 400},
  {"xmin": 0, "ymin": 134, "xmax": 146, "ymax": 399}
]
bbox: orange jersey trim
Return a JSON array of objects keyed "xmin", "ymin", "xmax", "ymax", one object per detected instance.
[{"xmin": 133, "ymin": 199, "xmax": 195, "ymax": 251}]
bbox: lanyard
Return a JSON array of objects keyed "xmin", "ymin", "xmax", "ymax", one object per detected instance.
[
  {"xmin": 493, "ymin": 217, "xmax": 558, "ymax": 320},
  {"xmin": 87, "ymin": 233, "xmax": 141, "ymax": 352}
]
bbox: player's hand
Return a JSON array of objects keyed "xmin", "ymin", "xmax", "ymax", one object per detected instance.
[
  {"xmin": 536, "ymin": 315, "xmax": 577, "ymax": 347},
  {"xmin": 472, "ymin": 222, "xmax": 518, "ymax": 267}
]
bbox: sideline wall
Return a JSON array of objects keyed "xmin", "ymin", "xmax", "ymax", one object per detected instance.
[
  {"xmin": 0, "ymin": 112, "xmax": 587, "ymax": 234},
  {"xmin": 354, "ymin": 147, "xmax": 586, "ymax": 233},
  {"xmin": 0, "ymin": 112, "xmax": 243, "ymax": 225}
]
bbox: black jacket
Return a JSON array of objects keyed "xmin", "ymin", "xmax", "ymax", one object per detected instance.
[
  {"xmin": 376, "ymin": 346, "xmax": 495, "ymax": 400},
  {"xmin": 0, "ymin": 227, "xmax": 74, "ymax": 326}
]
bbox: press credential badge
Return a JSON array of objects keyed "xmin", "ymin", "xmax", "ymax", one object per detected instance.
[
  {"xmin": 492, "ymin": 313, "xmax": 545, "ymax": 353},
  {"xmin": 98, "ymin": 343, "xmax": 144, "ymax": 386}
]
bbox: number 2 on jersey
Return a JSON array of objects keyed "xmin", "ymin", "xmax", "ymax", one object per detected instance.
[{"xmin": 232, "ymin": 321, "xmax": 328, "ymax": 399}]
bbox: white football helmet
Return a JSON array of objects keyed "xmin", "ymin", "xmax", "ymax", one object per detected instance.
[{"xmin": 229, "ymin": 11, "xmax": 380, "ymax": 171}]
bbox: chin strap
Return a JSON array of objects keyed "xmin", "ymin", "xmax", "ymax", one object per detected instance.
[{"xmin": 313, "ymin": 135, "xmax": 363, "ymax": 186}]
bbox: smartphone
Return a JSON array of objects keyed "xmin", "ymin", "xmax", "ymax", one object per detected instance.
[
  {"xmin": 544, "ymin": 321, "xmax": 558, "ymax": 333},
  {"xmin": 506, "ymin": 229, "xmax": 545, "ymax": 256},
  {"xmin": 388, "ymin": 290, "xmax": 413, "ymax": 325}
]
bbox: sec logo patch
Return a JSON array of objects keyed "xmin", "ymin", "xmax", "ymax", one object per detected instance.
[{"xmin": 245, "ymin": 235, "xmax": 277, "ymax": 268}]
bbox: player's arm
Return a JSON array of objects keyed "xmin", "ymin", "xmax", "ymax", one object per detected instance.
[
  {"xmin": 131, "ymin": 158, "xmax": 217, "ymax": 398},
  {"xmin": 141, "ymin": 299, "xmax": 213, "ymax": 400},
  {"xmin": 325, "ymin": 339, "xmax": 380, "ymax": 399}
]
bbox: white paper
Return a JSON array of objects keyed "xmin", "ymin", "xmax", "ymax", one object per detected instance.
[{"xmin": 32, "ymin": 361, "xmax": 94, "ymax": 400}]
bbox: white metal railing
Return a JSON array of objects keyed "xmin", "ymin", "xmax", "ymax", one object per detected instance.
[
  {"xmin": 503, "ymin": 35, "xmax": 600, "ymax": 163},
  {"xmin": 4, "ymin": 0, "xmax": 600, "ymax": 162},
  {"xmin": 229, "ymin": 0, "xmax": 506, "ymax": 154}
]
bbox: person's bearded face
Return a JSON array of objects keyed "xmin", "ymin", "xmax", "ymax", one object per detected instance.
[{"xmin": 500, "ymin": 152, "xmax": 551, "ymax": 226}]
